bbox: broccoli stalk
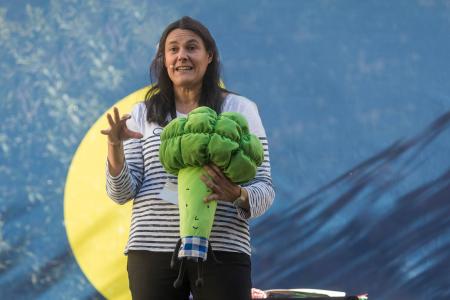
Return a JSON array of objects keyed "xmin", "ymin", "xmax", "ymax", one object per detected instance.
[{"xmin": 178, "ymin": 166, "xmax": 217, "ymax": 239}]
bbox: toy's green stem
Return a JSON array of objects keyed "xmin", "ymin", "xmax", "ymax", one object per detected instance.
[{"xmin": 178, "ymin": 166, "xmax": 217, "ymax": 238}]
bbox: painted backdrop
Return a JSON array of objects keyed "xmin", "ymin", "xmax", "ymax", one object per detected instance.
[{"xmin": 1, "ymin": 1, "xmax": 449, "ymax": 299}]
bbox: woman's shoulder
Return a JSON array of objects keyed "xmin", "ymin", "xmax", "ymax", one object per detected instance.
[
  {"xmin": 222, "ymin": 93, "xmax": 258, "ymax": 113},
  {"xmin": 128, "ymin": 102, "xmax": 148, "ymax": 125},
  {"xmin": 130, "ymin": 101, "xmax": 146, "ymax": 115},
  {"xmin": 222, "ymin": 93, "xmax": 266, "ymax": 136}
]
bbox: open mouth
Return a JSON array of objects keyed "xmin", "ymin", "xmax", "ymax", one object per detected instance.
[{"xmin": 175, "ymin": 66, "xmax": 193, "ymax": 71}]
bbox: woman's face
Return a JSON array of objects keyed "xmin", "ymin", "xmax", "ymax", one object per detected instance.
[{"xmin": 164, "ymin": 29, "xmax": 212, "ymax": 90}]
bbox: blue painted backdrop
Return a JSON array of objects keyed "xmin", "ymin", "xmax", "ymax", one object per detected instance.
[{"xmin": 1, "ymin": 0, "xmax": 449, "ymax": 299}]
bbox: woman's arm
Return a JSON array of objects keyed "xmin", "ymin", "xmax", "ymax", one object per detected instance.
[
  {"xmin": 107, "ymin": 140, "xmax": 125, "ymax": 176},
  {"xmin": 239, "ymin": 135, "xmax": 275, "ymax": 219},
  {"xmin": 236, "ymin": 98, "xmax": 275, "ymax": 219},
  {"xmin": 102, "ymin": 106, "xmax": 144, "ymax": 204}
]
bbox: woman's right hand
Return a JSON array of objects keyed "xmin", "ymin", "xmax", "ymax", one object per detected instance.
[{"xmin": 100, "ymin": 107, "xmax": 143, "ymax": 144}]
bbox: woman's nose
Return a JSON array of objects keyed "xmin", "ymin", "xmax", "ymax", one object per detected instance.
[{"xmin": 177, "ymin": 48, "xmax": 188, "ymax": 61}]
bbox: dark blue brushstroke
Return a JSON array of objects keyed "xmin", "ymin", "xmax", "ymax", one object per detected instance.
[{"xmin": 252, "ymin": 111, "xmax": 450, "ymax": 300}]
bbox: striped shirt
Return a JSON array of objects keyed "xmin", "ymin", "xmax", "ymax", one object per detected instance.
[{"xmin": 106, "ymin": 93, "xmax": 275, "ymax": 255}]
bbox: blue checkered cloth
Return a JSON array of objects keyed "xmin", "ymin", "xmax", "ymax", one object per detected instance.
[{"xmin": 178, "ymin": 236, "xmax": 208, "ymax": 260}]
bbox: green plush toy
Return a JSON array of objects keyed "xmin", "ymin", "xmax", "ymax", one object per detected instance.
[{"xmin": 159, "ymin": 106, "xmax": 263, "ymax": 288}]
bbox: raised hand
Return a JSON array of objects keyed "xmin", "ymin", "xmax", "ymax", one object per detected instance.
[{"xmin": 100, "ymin": 107, "xmax": 143, "ymax": 145}]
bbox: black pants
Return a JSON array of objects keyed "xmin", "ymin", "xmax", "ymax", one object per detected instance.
[{"xmin": 127, "ymin": 250, "xmax": 252, "ymax": 300}]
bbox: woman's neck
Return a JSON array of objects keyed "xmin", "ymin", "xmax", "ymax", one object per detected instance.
[{"xmin": 174, "ymin": 85, "xmax": 201, "ymax": 114}]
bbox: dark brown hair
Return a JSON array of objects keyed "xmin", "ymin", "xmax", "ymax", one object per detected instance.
[{"xmin": 144, "ymin": 16, "xmax": 227, "ymax": 126}]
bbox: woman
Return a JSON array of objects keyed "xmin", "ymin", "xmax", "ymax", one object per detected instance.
[{"xmin": 101, "ymin": 16, "xmax": 275, "ymax": 300}]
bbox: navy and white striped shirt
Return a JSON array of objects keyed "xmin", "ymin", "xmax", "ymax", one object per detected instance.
[{"xmin": 106, "ymin": 93, "xmax": 275, "ymax": 255}]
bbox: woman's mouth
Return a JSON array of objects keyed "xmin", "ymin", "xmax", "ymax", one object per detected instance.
[{"xmin": 175, "ymin": 66, "xmax": 193, "ymax": 71}]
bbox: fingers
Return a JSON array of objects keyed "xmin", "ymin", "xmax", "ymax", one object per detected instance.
[
  {"xmin": 204, "ymin": 193, "xmax": 219, "ymax": 203},
  {"xmin": 107, "ymin": 109, "xmax": 127, "ymax": 127},
  {"xmin": 200, "ymin": 174, "xmax": 218, "ymax": 203},
  {"xmin": 120, "ymin": 114, "xmax": 131, "ymax": 121},
  {"xmin": 201, "ymin": 167, "xmax": 239, "ymax": 203},
  {"xmin": 210, "ymin": 164, "xmax": 222, "ymax": 174},
  {"xmin": 123, "ymin": 127, "xmax": 144, "ymax": 139},
  {"xmin": 113, "ymin": 107, "xmax": 121, "ymax": 123},
  {"xmin": 106, "ymin": 113, "xmax": 115, "ymax": 127},
  {"xmin": 201, "ymin": 174, "xmax": 216, "ymax": 190},
  {"xmin": 120, "ymin": 114, "xmax": 143, "ymax": 139},
  {"xmin": 203, "ymin": 164, "xmax": 223, "ymax": 180},
  {"xmin": 100, "ymin": 129, "xmax": 110, "ymax": 135},
  {"xmin": 103, "ymin": 109, "xmax": 142, "ymax": 140}
]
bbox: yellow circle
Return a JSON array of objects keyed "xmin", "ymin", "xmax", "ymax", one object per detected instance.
[{"xmin": 64, "ymin": 87, "xmax": 150, "ymax": 300}]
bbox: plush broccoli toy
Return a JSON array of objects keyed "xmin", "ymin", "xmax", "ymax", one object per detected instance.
[{"xmin": 159, "ymin": 106, "xmax": 263, "ymax": 288}]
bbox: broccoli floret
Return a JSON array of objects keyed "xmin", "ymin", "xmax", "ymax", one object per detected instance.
[{"xmin": 160, "ymin": 106, "xmax": 263, "ymax": 183}]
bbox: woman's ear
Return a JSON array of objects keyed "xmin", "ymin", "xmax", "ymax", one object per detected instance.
[{"xmin": 208, "ymin": 52, "xmax": 213, "ymax": 64}]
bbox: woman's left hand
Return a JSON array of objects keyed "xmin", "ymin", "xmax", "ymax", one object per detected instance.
[{"xmin": 201, "ymin": 164, "xmax": 241, "ymax": 203}]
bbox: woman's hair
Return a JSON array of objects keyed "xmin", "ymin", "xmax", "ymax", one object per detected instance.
[{"xmin": 144, "ymin": 16, "xmax": 227, "ymax": 126}]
